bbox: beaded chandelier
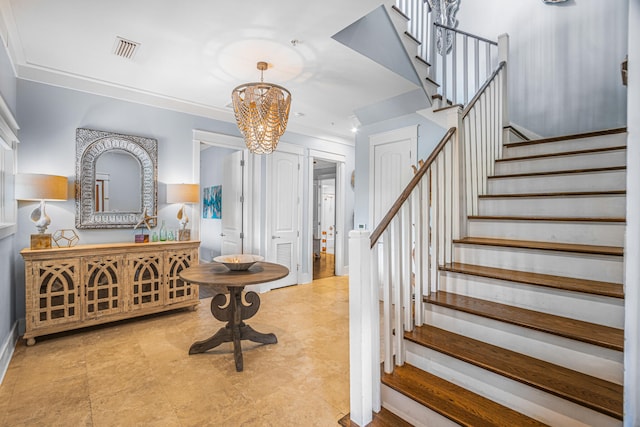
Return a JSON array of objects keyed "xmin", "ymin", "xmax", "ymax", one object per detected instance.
[{"xmin": 232, "ymin": 61, "xmax": 292, "ymax": 154}]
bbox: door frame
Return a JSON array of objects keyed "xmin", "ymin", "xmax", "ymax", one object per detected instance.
[
  {"xmin": 192, "ymin": 130, "xmax": 256, "ymax": 257},
  {"xmin": 368, "ymin": 125, "xmax": 418, "ymax": 231},
  {"xmin": 308, "ymin": 149, "xmax": 346, "ymax": 278}
]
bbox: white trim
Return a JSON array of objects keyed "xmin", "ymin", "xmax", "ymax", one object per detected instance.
[
  {"xmin": 307, "ymin": 150, "xmax": 347, "ymax": 277},
  {"xmin": 0, "ymin": 223, "xmax": 16, "ymax": 240},
  {"xmin": 0, "ymin": 321, "xmax": 18, "ymax": 385},
  {"xmin": 192, "ymin": 130, "xmax": 256, "ymax": 256}
]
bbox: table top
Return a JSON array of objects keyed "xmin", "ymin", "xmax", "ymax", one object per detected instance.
[{"xmin": 179, "ymin": 261, "xmax": 289, "ymax": 288}]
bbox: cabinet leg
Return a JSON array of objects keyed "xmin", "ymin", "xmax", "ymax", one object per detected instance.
[{"xmin": 26, "ymin": 337, "xmax": 36, "ymax": 346}]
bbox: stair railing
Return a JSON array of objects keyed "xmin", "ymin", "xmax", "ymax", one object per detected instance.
[
  {"xmin": 392, "ymin": 0, "xmax": 501, "ymax": 108},
  {"xmin": 432, "ymin": 23, "xmax": 499, "ymax": 106},
  {"xmin": 348, "ymin": 34, "xmax": 509, "ymax": 427}
]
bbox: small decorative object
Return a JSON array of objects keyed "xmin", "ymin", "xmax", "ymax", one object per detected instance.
[
  {"xmin": 133, "ymin": 207, "xmax": 156, "ymax": 243},
  {"xmin": 232, "ymin": 61, "xmax": 291, "ymax": 154},
  {"xmin": 213, "ymin": 254, "xmax": 264, "ymax": 271},
  {"xmin": 159, "ymin": 220, "xmax": 167, "ymax": 241},
  {"xmin": 52, "ymin": 229, "xmax": 80, "ymax": 248},
  {"xmin": 134, "ymin": 232, "xmax": 149, "ymax": 244},
  {"xmin": 15, "ymin": 173, "xmax": 69, "ymax": 249},
  {"xmin": 167, "ymin": 230, "xmax": 175, "ymax": 241},
  {"xmin": 152, "ymin": 232, "xmax": 159, "ymax": 242}
]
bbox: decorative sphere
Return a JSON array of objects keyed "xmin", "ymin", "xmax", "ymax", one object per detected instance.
[{"xmin": 53, "ymin": 229, "xmax": 80, "ymax": 248}]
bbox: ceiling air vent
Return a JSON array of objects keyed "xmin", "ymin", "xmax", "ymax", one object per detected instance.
[{"xmin": 112, "ymin": 37, "xmax": 139, "ymax": 60}]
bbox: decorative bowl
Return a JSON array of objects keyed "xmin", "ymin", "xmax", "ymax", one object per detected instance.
[{"xmin": 213, "ymin": 254, "xmax": 264, "ymax": 271}]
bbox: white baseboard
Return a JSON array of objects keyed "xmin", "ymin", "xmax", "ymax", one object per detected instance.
[{"xmin": 0, "ymin": 321, "xmax": 18, "ymax": 385}]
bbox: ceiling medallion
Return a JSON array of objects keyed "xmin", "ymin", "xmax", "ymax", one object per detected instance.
[{"xmin": 232, "ymin": 61, "xmax": 292, "ymax": 154}]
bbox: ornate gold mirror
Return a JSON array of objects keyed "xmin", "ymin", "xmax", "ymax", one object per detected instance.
[{"xmin": 75, "ymin": 128, "xmax": 157, "ymax": 229}]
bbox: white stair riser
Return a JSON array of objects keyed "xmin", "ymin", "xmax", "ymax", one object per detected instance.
[
  {"xmin": 453, "ymin": 244, "xmax": 623, "ymax": 283},
  {"xmin": 422, "ymin": 306, "xmax": 623, "ymax": 384},
  {"xmin": 405, "ymin": 339, "xmax": 622, "ymax": 426},
  {"xmin": 487, "ymin": 170, "xmax": 626, "ymax": 194},
  {"xmin": 503, "ymin": 133, "xmax": 627, "ymax": 158},
  {"xmin": 495, "ymin": 150, "xmax": 625, "ymax": 175},
  {"xmin": 478, "ymin": 194, "xmax": 625, "ymax": 218},
  {"xmin": 438, "ymin": 271, "xmax": 624, "ymax": 328},
  {"xmin": 467, "ymin": 219, "xmax": 624, "ymax": 246},
  {"xmin": 381, "ymin": 385, "xmax": 459, "ymax": 427}
]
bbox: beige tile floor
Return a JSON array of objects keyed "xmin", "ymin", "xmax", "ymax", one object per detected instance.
[{"xmin": 0, "ymin": 276, "xmax": 350, "ymax": 427}]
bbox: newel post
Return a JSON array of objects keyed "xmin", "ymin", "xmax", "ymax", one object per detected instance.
[{"xmin": 348, "ymin": 230, "xmax": 379, "ymax": 425}]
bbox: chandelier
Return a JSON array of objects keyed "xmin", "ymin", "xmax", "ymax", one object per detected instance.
[{"xmin": 232, "ymin": 61, "xmax": 292, "ymax": 154}]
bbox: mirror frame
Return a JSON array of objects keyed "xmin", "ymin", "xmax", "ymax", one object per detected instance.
[{"xmin": 75, "ymin": 128, "xmax": 158, "ymax": 229}]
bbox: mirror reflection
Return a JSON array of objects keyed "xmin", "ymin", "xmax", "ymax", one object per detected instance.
[{"xmin": 95, "ymin": 150, "xmax": 142, "ymax": 213}]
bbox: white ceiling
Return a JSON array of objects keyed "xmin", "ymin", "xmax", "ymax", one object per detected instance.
[{"xmin": 1, "ymin": 0, "xmax": 419, "ymax": 144}]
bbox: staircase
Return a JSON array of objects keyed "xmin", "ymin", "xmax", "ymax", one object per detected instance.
[{"xmin": 380, "ymin": 128, "xmax": 626, "ymax": 426}]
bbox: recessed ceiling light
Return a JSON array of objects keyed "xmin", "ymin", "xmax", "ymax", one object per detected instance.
[{"xmin": 294, "ymin": 112, "xmax": 305, "ymax": 117}]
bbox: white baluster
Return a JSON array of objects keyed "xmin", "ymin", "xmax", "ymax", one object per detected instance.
[
  {"xmin": 413, "ymin": 183, "xmax": 423, "ymax": 326},
  {"xmin": 402, "ymin": 202, "xmax": 412, "ymax": 331},
  {"xmin": 382, "ymin": 230, "xmax": 393, "ymax": 374},
  {"xmin": 391, "ymin": 217, "xmax": 404, "ymax": 366}
]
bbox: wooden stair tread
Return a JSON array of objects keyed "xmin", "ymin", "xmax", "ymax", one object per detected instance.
[
  {"xmin": 488, "ymin": 165, "xmax": 626, "ymax": 179},
  {"xmin": 496, "ymin": 145, "xmax": 626, "ymax": 162},
  {"xmin": 382, "ymin": 363, "xmax": 549, "ymax": 426},
  {"xmin": 504, "ymin": 128, "xmax": 626, "ymax": 148},
  {"xmin": 338, "ymin": 408, "xmax": 412, "ymax": 427},
  {"xmin": 441, "ymin": 262, "xmax": 624, "ymax": 298},
  {"xmin": 468, "ymin": 215, "xmax": 625, "ymax": 223},
  {"xmin": 405, "ymin": 325, "xmax": 623, "ymax": 419},
  {"xmin": 479, "ymin": 190, "xmax": 626, "ymax": 198},
  {"xmin": 453, "ymin": 237, "xmax": 623, "ymax": 256},
  {"xmin": 424, "ymin": 291, "xmax": 624, "ymax": 351}
]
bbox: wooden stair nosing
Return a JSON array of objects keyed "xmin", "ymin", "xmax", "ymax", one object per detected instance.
[
  {"xmin": 405, "ymin": 325, "xmax": 623, "ymax": 420},
  {"xmin": 488, "ymin": 165, "xmax": 626, "ymax": 180},
  {"xmin": 414, "ymin": 55, "xmax": 431, "ymax": 67},
  {"xmin": 390, "ymin": 5, "xmax": 410, "ymax": 21},
  {"xmin": 453, "ymin": 237, "xmax": 624, "ymax": 257},
  {"xmin": 382, "ymin": 363, "xmax": 549, "ymax": 426},
  {"xmin": 467, "ymin": 215, "xmax": 626, "ymax": 223},
  {"xmin": 423, "ymin": 291, "xmax": 624, "ymax": 351},
  {"xmin": 338, "ymin": 408, "xmax": 412, "ymax": 427},
  {"xmin": 503, "ymin": 125, "xmax": 531, "ymax": 141},
  {"xmin": 504, "ymin": 127, "xmax": 627, "ymax": 149},
  {"xmin": 440, "ymin": 262, "xmax": 624, "ymax": 298},
  {"xmin": 404, "ymin": 31, "xmax": 421, "ymax": 45},
  {"xmin": 433, "ymin": 103, "xmax": 463, "ymax": 113},
  {"xmin": 495, "ymin": 145, "xmax": 626, "ymax": 163}
]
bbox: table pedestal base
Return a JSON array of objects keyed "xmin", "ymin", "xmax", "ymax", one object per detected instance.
[{"xmin": 189, "ymin": 287, "xmax": 276, "ymax": 372}]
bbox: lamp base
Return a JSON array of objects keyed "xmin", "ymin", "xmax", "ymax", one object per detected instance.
[
  {"xmin": 31, "ymin": 234, "xmax": 52, "ymax": 250},
  {"xmin": 178, "ymin": 229, "xmax": 191, "ymax": 241}
]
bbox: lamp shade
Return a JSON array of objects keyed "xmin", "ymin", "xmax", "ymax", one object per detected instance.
[
  {"xmin": 166, "ymin": 183, "xmax": 199, "ymax": 204},
  {"xmin": 15, "ymin": 174, "xmax": 68, "ymax": 201}
]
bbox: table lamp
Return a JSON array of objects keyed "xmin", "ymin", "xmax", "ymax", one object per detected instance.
[
  {"xmin": 166, "ymin": 183, "xmax": 199, "ymax": 241},
  {"xmin": 15, "ymin": 173, "xmax": 69, "ymax": 249}
]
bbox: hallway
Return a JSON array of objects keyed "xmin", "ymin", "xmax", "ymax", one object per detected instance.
[{"xmin": 0, "ymin": 276, "xmax": 350, "ymax": 426}]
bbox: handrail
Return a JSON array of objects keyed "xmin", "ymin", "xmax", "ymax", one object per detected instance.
[
  {"xmin": 462, "ymin": 61, "xmax": 506, "ymax": 119},
  {"xmin": 370, "ymin": 127, "xmax": 457, "ymax": 247},
  {"xmin": 433, "ymin": 22, "xmax": 498, "ymax": 46}
]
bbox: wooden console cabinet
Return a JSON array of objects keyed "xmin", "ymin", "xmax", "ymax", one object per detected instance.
[{"xmin": 21, "ymin": 240, "xmax": 200, "ymax": 345}]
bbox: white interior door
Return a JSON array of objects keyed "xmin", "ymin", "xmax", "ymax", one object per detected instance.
[
  {"xmin": 369, "ymin": 126, "xmax": 417, "ymax": 228},
  {"xmin": 267, "ymin": 150, "xmax": 300, "ymax": 287},
  {"xmin": 221, "ymin": 150, "xmax": 244, "ymax": 255}
]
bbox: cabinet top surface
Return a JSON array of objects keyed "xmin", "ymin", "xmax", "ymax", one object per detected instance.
[
  {"xmin": 179, "ymin": 262, "xmax": 289, "ymax": 287},
  {"xmin": 21, "ymin": 240, "xmax": 200, "ymax": 258}
]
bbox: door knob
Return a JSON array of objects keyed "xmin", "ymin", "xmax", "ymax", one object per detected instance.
[
  {"xmin": 220, "ymin": 233, "xmax": 226, "ymax": 237},
  {"xmin": 272, "ymin": 235, "xmax": 281, "ymax": 239}
]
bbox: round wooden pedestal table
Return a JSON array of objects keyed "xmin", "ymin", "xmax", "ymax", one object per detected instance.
[{"xmin": 179, "ymin": 261, "xmax": 288, "ymax": 372}]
